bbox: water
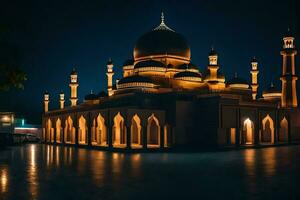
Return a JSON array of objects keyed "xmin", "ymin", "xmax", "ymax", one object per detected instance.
[{"xmin": 0, "ymin": 144, "xmax": 299, "ymax": 200}]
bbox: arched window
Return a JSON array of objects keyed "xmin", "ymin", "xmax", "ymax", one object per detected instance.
[
  {"xmin": 261, "ymin": 115, "xmax": 275, "ymax": 144},
  {"xmin": 279, "ymin": 117, "xmax": 288, "ymax": 142},
  {"xmin": 46, "ymin": 119, "xmax": 52, "ymax": 142},
  {"xmin": 56, "ymin": 118, "xmax": 62, "ymax": 143},
  {"xmin": 113, "ymin": 112, "xmax": 126, "ymax": 147},
  {"xmin": 92, "ymin": 114, "xmax": 107, "ymax": 146},
  {"xmin": 64, "ymin": 116, "xmax": 75, "ymax": 144},
  {"xmin": 131, "ymin": 114, "xmax": 142, "ymax": 148},
  {"xmin": 147, "ymin": 114, "xmax": 160, "ymax": 148},
  {"xmin": 243, "ymin": 118, "xmax": 254, "ymax": 145},
  {"xmin": 78, "ymin": 115, "xmax": 87, "ymax": 145}
]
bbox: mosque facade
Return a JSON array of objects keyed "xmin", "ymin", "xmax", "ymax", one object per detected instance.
[{"xmin": 42, "ymin": 13, "xmax": 300, "ymax": 150}]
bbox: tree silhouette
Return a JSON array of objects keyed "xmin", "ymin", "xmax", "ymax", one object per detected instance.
[{"xmin": 0, "ymin": 25, "xmax": 27, "ymax": 92}]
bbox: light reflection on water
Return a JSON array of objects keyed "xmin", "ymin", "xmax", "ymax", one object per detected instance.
[
  {"xmin": 0, "ymin": 167, "xmax": 8, "ymax": 193},
  {"xmin": 0, "ymin": 144, "xmax": 300, "ymax": 199}
]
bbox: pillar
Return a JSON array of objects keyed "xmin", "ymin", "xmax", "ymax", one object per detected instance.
[
  {"xmin": 143, "ymin": 126, "xmax": 147, "ymax": 149},
  {"xmin": 160, "ymin": 126, "xmax": 164, "ymax": 148},
  {"xmin": 126, "ymin": 126, "xmax": 131, "ymax": 149},
  {"xmin": 108, "ymin": 125, "xmax": 113, "ymax": 148}
]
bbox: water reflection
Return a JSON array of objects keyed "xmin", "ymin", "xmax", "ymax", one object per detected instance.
[
  {"xmin": 1, "ymin": 144, "xmax": 298, "ymax": 199},
  {"xmin": 27, "ymin": 144, "xmax": 38, "ymax": 199},
  {"xmin": 0, "ymin": 167, "xmax": 8, "ymax": 193},
  {"xmin": 262, "ymin": 147, "xmax": 277, "ymax": 177},
  {"xmin": 244, "ymin": 149, "xmax": 256, "ymax": 177}
]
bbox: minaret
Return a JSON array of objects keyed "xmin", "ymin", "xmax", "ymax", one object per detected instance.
[
  {"xmin": 250, "ymin": 57, "xmax": 259, "ymax": 100},
  {"xmin": 106, "ymin": 58, "xmax": 114, "ymax": 96},
  {"xmin": 69, "ymin": 68, "xmax": 78, "ymax": 106},
  {"xmin": 59, "ymin": 91, "xmax": 65, "ymax": 109},
  {"xmin": 44, "ymin": 91, "xmax": 49, "ymax": 112},
  {"xmin": 280, "ymin": 29, "xmax": 298, "ymax": 108},
  {"xmin": 208, "ymin": 47, "xmax": 219, "ymax": 80}
]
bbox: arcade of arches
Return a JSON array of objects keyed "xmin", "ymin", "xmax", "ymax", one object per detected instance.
[
  {"xmin": 226, "ymin": 114, "xmax": 289, "ymax": 145},
  {"xmin": 44, "ymin": 113, "xmax": 168, "ymax": 149}
]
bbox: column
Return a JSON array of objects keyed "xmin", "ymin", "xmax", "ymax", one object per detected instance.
[
  {"xmin": 87, "ymin": 126, "xmax": 92, "ymax": 147},
  {"xmin": 61, "ymin": 125, "xmax": 65, "ymax": 145},
  {"xmin": 143, "ymin": 126, "xmax": 147, "ymax": 149},
  {"xmin": 53, "ymin": 127, "xmax": 57, "ymax": 145},
  {"xmin": 160, "ymin": 126, "xmax": 164, "ymax": 148},
  {"xmin": 126, "ymin": 126, "xmax": 131, "ymax": 149},
  {"xmin": 288, "ymin": 115, "xmax": 292, "ymax": 144},
  {"xmin": 108, "ymin": 126, "xmax": 113, "ymax": 148}
]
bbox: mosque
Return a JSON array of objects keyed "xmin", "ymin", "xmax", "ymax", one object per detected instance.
[{"xmin": 42, "ymin": 13, "xmax": 300, "ymax": 150}]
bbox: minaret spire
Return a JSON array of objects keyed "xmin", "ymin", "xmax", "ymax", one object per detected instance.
[
  {"xmin": 154, "ymin": 11, "xmax": 174, "ymax": 31},
  {"xmin": 161, "ymin": 11, "xmax": 165, "ymax": 25}
]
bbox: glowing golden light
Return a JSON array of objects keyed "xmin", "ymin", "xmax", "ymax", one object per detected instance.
[
  {"xmin": 0, "ymin": 168, "xmax": 8, "ymax": 193},
  {"xmin": 28, "ymin": 144, "xmax": 38, "ymax": 199}
]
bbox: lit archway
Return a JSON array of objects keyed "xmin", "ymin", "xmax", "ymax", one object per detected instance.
[
  {"xmin": 279, "ymin": 117, "xmax": 288, "ymax": 142},
  {"xmin": 64, "ymin": 116, "xmax": 75, "ymax": 144},
  {"xmin": 131, "ymin": 114, "xmax": 142, "ymax": 148},
  {"xmin": 46, "ymin": 119, "xmax": 52, "ymax": 142},
  {"xmin": 113, "ymin": 112, "xmax": 126, "ymax": 147},
  {"xmin": 147, "ymin": 114, "xmax": 160, "ymax": 148},
  {"xmin": 92, "ymin": 114, "xmax": 107, "ymax": 146},
  {"xmin": 261, "ymin": 115, "xmax": 275, "ymax": 144},
  {"xmin": 243, "ymin": 118, "xmax": 254, "ymax": 145},
  {"xmin": 78, "ymin": 115, "xmax": 87, "ymax": 145},
  {"xmin": 56, "ymin": 118, "xmax": 62, "ymax": 143}
]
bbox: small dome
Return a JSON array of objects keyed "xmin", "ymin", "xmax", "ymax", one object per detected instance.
[
  {"xmin": 227, "ymin": 77, "xmax": 248, "ymax": 85},
  {"xmin": 97, "ymin": 91, "xmax": 108, "ymax": 98},
  {"xmin": 227, "ymin": 73, "xmax": 249, "ymax": 89},
  {"xmin": 251, "ymin": 57, "xmax": 258, "ymax": 63},
  {"xmin": 70, "ymin": 68, "xmax": 77, "ymax": 75},
  {"xmin": 134, "ymin": 13, "xmax": 190, "ymax": 61},
  {"xmin": 174, "ymin": 71, "xmax": 202, "ymax": 79},
  {"xmin": 123, "ymin": 59, "xmax": 134, "ymax": 66},
  {"xmin": 85, "ymin": 93, "xmax": 97, "ymax": 100},
  {"xmin": 134, "ymin": 60, "xmax": 165, "ymax": 69},
  {"xmin": 106, "ymin": 58, "xmax": 113, "ymax": 65},
  {"xmin": 284, "ymin": 28, "xmax": 294, "ymax": 38},
  {"xmin": 118, "ymin": 75, "xmax": 154, "ymax": 85},
  {"xmin": 263, "ymin": 83, "xmax": 281, "ymax": 94},
  {"xmin": 209, "ymin": 48, "xmax": 217, "ymax": 56}
]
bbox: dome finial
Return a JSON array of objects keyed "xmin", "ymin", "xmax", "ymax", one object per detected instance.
[
  {"xmin": 154, "ymin": 11, "xmax": 174, "ymax": 31},
  {"xmin": 270, "ymin": 82, "xmax": 274, "ymax": 87},
  {"xmin": 161, "ymin": 11, "xmax": 165, "ymax": 25}
]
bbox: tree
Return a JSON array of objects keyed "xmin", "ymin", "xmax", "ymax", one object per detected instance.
[{"xmin": 0, "ymin": 26, "xmax": 27, "ymax": 92}]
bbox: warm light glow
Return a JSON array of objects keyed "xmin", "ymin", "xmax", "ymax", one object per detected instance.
[
  {"xmin": 243, "ymin": 118, "xmax": 254, "ymax": 145},
  {"xmin": 113, "ymin": 112, "xmax": 126, "ymax": 147},
  {"xmin": 1, "ymin": 116, "xmax": 11, "ymax": 122},
  {"xmin": 261, "ymin": 115, "xmax": 275, "ymax": 144},
  {"xmin": 0, "ymin": 168, "xmax": 8, "ymax": 193}
]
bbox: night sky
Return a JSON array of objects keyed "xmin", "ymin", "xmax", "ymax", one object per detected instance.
[{"xmin": 0, "ymin": 0, "xmax": 299, "ymax": 124}]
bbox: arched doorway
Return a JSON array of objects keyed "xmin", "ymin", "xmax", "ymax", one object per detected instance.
[
  {"xmin": 113, "ymin": 112, "xmax": 126, "ymax": 147},
  {"xmin": 92, "ymin": 114, "xmax": 107, "ymax": 146},
  {"xmin": 261, "ymin": 115, "xmax": 275, "ymax": 144},
  {"xmin": 147, "ymin": 114, "xmax": 160, "ymax": 148},
  {"xmin": 243, "ymin": 118, "xmax": 254, "ymax": 145},
  {"xmin": 46, "ymin": 119, "xmax": 52, "ymax": 142},
  {"xmin": 64, "ymin": 116, "xmax": 75, "ymax": 144},
  {"xmin": 131, "ymin": 114, "xmax": 142, "ymax": 148},
  {"xmin": 78, "ymin": 115, "xmax": 87, "ymax": 145},
  {"xmin": 279, "ymin": 117, "xmax": 288, "ymax": 142},
  {"xmin": 56, "ymin": 118, "xmax": 62, "ymax": 143}
]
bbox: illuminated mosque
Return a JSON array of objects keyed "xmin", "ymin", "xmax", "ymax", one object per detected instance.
[{"xmin": 42, "ymin": 13, "xmax": 300, "ymax": 150}]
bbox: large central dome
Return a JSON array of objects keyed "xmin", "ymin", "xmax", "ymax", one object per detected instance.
[{"xmin": 133, "ymin": 13, "xmax": 191, "ymax": 61}]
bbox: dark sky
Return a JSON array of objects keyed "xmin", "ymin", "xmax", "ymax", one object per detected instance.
[{"xmin": 0, "ymin": 0, "xmax": 299, "ymax": 124}]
